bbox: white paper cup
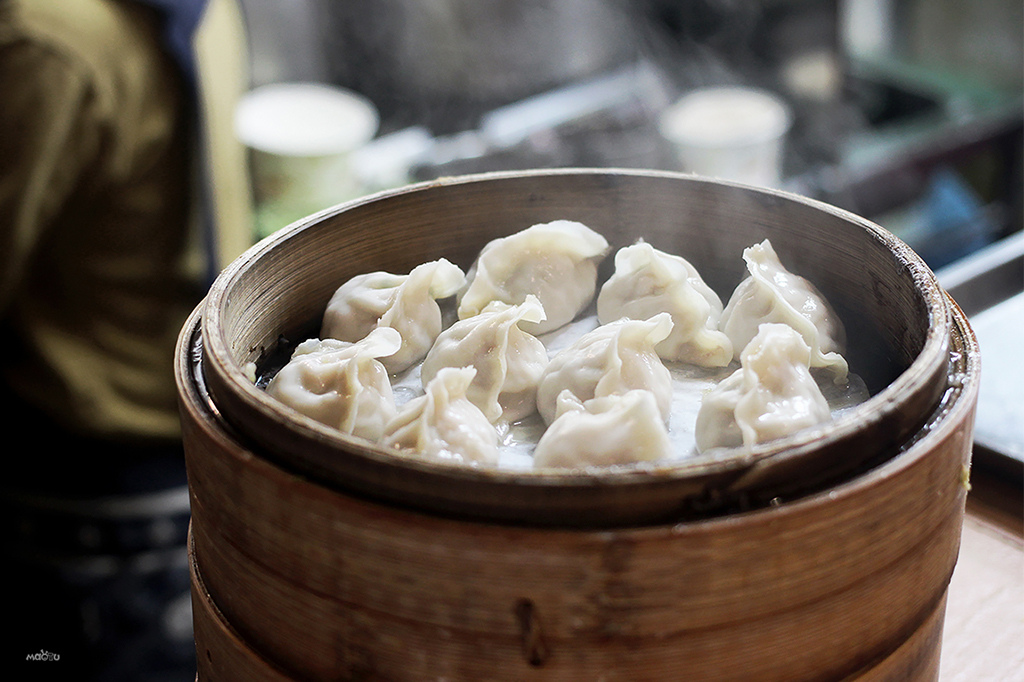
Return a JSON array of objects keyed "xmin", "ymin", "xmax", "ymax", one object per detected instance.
[
  {"xmin": 235, "ymin": 83, "xmax": 379, "ymax": 238},
  {"xmin": 658, "ymin": 87, "xmax": 792, "ymax": 188}
]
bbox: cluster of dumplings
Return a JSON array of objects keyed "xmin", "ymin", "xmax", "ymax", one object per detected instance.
[{"xmin": 264, "ymin": 220, "xmax": 859, "ymax": 471}]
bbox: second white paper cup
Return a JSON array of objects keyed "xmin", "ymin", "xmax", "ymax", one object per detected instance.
[
  {"xmin": 659, "ymin": 87, "xmax": 791, "ymax": 188},
  {"xmin": 235, "ymin": 82, "xmax": 379, "ymax": 238}
]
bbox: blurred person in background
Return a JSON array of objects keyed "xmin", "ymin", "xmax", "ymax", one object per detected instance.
[{"xmin": 0, "ymin": 0, "xmax": 251, "ymax": 678}]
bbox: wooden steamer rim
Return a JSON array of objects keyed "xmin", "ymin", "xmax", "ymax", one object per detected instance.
[{"xmin": 198, "ymin": 169, "xmax": 954, "ymax": 527}]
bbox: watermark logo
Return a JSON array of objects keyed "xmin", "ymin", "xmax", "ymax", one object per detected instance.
[{"xmin": 26, "ymin": 650, "xmax": 60, "ymax": 662}]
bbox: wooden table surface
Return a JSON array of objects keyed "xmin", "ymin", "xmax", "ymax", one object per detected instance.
[{"xmin": 939, "ymin": 464, "xmax": 1024, "ymax": 682}]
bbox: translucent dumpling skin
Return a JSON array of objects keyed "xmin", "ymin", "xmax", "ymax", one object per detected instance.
[
  {"xmin": 533, "ymin": 389, "xmax": 672, "ymax": 469},
  {"xmin": 720, "ymin": 240, "xmax": 848, "ymax": 380},
  {"xmin": 457, "ymin": 220, "xmax": 610, "ymax": 335},
  {"xmin": 322, "ymin": 258, "xmax": 466, "ymax": 373},
  {"xmin": 536, "ymin": 313, "xmax": 674, "ymax": 426},
  {"xmin": 266, "ymin": 327, "xmax": 402, "ymax": 441},
  {"xmin": 695, "ymin": 323, "xmax": 832, "ymax": 452},
  {"xmin": 597, "ymin": 241, "xmax": 733, "ymax": 367},
  {"xmin": 421, "ymin": 295, "xmax": 549, "ymax": 424},
  {"xmin": 383, "ymin": 366, "xmax": 499, "ymax": 466}
]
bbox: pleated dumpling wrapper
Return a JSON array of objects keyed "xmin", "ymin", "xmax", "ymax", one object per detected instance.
[
  {"xmin": 266, "ymin": 327, "xmax": 402, "ymax": 442},
  {"xmin": 457, "ymin": 220, "xmax": 609, "ymax": 335},
  {"xmin": 536, "ymin": 313, "xmax": 674, "ymax": 426},
  {"xmin": 383, "ymin": 366, "xmax": 499, "ymax": 466},
  {"xmin": 322, "ymin": 258, "xmax": 466, "ymax": 374},
  {"xmin": 597, "ymin": 240, "xmax": 733, "ymax": 366},
  {"xmin": 533, "ymin": 389, "xmax": 672, "ymax": 469},
  {"xmin": 720, "ymin": 239, "xmax": 848, "ymax": 381},
  {"xmin": 695, "ymin": 323, "xmax": 832, "ymax": 453},
  {"xmin": 421, "ymin": 295, "xmax": 549, "ymax": 425}
]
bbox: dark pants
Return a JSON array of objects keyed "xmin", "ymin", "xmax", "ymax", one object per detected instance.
[{"xmin": 3, "ymin": 428, "xmax": 195, "ymax": 681}]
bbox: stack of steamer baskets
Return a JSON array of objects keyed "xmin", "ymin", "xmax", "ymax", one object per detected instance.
[{"xmin": 175, "ymin": 169, "xmax": 979, "ymax": 681}]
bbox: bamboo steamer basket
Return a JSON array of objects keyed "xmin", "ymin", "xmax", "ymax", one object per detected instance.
[
  {"xmin": 176, "ymin": 169, "xmax": 980, "ymax": 680},
  {"xmin": 197, "ymin": 169, "xmax": 955, "ymax": 526}
]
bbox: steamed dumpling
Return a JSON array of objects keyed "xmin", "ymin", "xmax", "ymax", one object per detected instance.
[
  {"xmin": 695, "ymin": 323, "xmax": 832, "ymax": 452},
  {"xmin": 321, "ymin": 258, "xmax": 466, "ymax": 374},
  {"xmin": 533, "ymin": 389, "xmax": 672, "ymax": 469},
  {"xmin": 536, "ymin": 313, "xmax": 674, "ymax": 425},
  {"xmin": 597, "ymin": 241, "xmax": 733, "ymax": 366},
  {"xmin": 421, "ymin": 295, "xmax": 549, "ymax": 424},
  {"xmin": 719, "ymin": 239, "xmax": 848, "ymax": 379},
  {"xmin": 383, "ymin": 366, "xmax": 499, "ymax": 466},
  {"xmin": 266, "ymin": 327, "xmax": 401, "ymax": 441},
  {"xmin": 457, "ymin": 220, "xmax": 610, "ymax": 335}
]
